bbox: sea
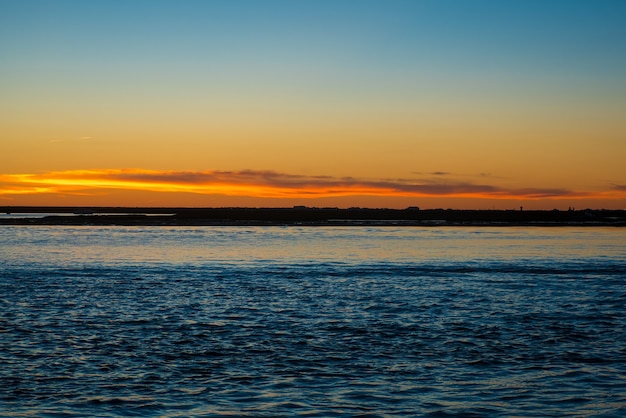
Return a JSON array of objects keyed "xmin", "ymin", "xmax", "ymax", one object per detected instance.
[{"xmin": 1, "ymin": 225, "xmax": 625, "ymax": 417}]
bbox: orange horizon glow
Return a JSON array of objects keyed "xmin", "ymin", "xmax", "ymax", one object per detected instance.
[{"xmin": 2, "ymin": 169, "xmax": 625, "ymax": 209}]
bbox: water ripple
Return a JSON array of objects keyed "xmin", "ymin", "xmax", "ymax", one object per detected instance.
[{"xmin": 1, "ymin": 227, "xmax": 625, "ymax": 416}]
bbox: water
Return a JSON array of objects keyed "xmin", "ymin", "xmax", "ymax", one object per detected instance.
[{"xmin": 1, "ymin": 226, "xmax": 625, "ymax": 417}]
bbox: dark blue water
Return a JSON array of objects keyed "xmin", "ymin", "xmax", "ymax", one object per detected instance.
[{"xmin": 1, "ymin": 226, "xmax": 625, "ymax": 417}]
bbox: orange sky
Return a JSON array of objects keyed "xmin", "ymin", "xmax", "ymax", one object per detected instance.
[{"xmin": 2, "ymin": 1, "xmax": 625, "ymax": 209}]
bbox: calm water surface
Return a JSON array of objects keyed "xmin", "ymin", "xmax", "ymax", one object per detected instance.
[{"xmin": 1, "ymin": 226, "xmax": 625, "ymax": 417}]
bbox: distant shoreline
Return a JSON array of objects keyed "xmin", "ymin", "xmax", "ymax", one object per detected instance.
[{"xmin": 1, "ymin": 206, "xmax": 624, "ymax": 226}]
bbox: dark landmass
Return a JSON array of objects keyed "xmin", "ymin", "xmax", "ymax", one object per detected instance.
[{"xmin": 1, "ymin": 206, "xmax": 625, "ymax": 226}]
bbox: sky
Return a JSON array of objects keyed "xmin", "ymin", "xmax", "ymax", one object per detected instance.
[{"xmin": 1, "ymin": 0, "xmax": 625, "ymax": 209}]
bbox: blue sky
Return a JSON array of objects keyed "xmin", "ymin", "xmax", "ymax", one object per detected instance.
[{"xmin": 3, "ymin": 0, "xmax": 624, "ymax": 86}]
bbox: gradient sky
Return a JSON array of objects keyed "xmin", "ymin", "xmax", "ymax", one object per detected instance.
[{"xmin": 2, "ymin": 0, "xmax": 625, "ymax": 209}]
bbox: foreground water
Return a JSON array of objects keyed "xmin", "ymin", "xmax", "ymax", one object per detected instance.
[{"xmin": 1, "ymin": 226, "xmax": 625, "ymax": 417}]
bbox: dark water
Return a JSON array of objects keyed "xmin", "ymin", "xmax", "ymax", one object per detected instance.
[{"xmin": 1, "ymin": 226, "xmax": 625, "ymax": 417}]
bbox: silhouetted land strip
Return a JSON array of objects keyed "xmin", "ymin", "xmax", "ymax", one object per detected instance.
[{"xmin": 1, "ymin": 207, "xmax": 625, "ymax": 226}]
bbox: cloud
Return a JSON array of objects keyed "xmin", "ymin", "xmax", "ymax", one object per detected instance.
[
  {"xmin": 0, "ymin": 169, "xmax": 624, "ymax": 201},
  {"xmin": 48, "ymin": 136, "xmax": 93, "ymax": 143}
]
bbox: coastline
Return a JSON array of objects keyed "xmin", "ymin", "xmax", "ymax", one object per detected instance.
[{"xmin": 1, "ymin": 206, "xmax": 624, "ymax": 227}]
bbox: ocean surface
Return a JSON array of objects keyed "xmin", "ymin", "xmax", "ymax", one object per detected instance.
[{"xmin": 1, "ymin": 226, "xmax": 625, "ymax": 417}]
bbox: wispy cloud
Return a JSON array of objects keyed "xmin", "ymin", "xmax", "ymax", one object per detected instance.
[
  {"xmin": 48, "ymin": 136, "xmax": 93, "ymax": 143},
  {"xmin": 0, "ymin": 169, "xmax": 624, "ymax": 201}
]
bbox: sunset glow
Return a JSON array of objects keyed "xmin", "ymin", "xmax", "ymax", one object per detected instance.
[
  {"xmin": 1, "ymin": 1, "xmax": 625, "ymax": 209},
  {"xmin": 2, "ymin": 169, "xmax": 625, "ymax": 209}
]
